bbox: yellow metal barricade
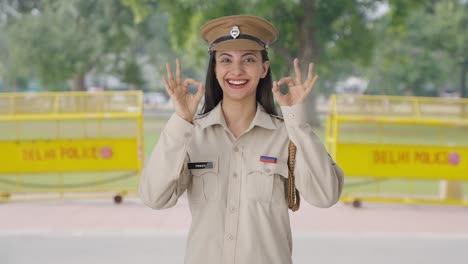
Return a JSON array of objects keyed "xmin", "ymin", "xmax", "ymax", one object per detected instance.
[
  {"xmin": 326, "ymin": 94, "xmax": 468, "ymax": 207},
  {"xmin": 0, "ymin": 91, "xmax": 144, "ymax": 203}
]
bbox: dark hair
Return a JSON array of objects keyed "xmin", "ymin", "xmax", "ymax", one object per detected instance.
[{"xmin": 201, "ymin": 50, "xmax": 277, "ymax": 115}]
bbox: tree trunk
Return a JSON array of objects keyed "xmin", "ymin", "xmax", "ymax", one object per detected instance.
[
  {"xmin": 299, "ymin": 0, "xmax": 321, "ymax": 127},
  {"xmin": 71, "ymin": 74, "xmax": 86, "ymax": 91}
]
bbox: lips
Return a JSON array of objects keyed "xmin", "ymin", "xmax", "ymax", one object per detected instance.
[{"xmin": 226, "ymin": 79, "xmax": 249, "ymax": 89}]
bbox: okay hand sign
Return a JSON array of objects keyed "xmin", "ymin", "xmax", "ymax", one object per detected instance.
[
  {"xmin": 272, "ymin": 58, "xmax": 318, "ymax": 106},
  {"xmin": 162, "ymin": 59, "xmax": 205, "ymax": 122}
]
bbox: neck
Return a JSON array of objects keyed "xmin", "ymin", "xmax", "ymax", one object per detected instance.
[{"xmin": 221, "ymin": 97, "xmax": 257, "ymax": 138}]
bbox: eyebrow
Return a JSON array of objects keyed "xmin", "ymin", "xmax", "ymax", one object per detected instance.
[{"xmin": 218, "ymin": 52, "xmax": 258, "ymax": 58}]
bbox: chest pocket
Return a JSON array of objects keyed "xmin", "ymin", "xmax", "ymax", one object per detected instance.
[
  {"xmin": 246, "ymin": 159, "xmax": 289, "ymax": 204},
  {"xmin": 188, "ymin": 156, "xmax": 219, "ymax": 202}
]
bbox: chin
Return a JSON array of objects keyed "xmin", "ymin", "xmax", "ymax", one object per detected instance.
[{"xmin": 223, "ymin": 92, "xmax": 256, "ymax": 103}]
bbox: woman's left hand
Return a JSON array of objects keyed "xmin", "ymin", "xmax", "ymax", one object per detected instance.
[{"xmin": 272, "ymin": 58, "xmax": 318, "ymax": 106}]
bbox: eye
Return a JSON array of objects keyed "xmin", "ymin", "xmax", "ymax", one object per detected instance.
[
  {"xmin": 218, "ymin": 58, "xmax": 231, "ymax": 63},
  {"xmin": 244, "ymin": 57, "xmax": 256, "ymax": 63}
]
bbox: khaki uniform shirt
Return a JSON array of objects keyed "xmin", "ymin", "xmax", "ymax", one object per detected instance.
[{"xmin": 139, "ymin": 102, "xmax": 344, "ymax": 264}]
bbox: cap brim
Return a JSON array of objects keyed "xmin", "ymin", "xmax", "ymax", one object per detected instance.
[{"xmin": 211, "ymin": 39, "xmax": 265, "ymax": 51}]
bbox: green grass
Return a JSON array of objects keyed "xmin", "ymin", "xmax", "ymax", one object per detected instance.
[{"xmin": 1, "ymin": 118, "xmax": 467, "ymax": 198}]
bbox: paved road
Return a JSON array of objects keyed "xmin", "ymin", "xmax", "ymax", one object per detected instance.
[
  {"xmin": 1, "ymin": 231, "xmax": 467, "ymax": 264},
  {"xmin": 1, "ymin": 197, "xmax": 468, "ymax": 263}
]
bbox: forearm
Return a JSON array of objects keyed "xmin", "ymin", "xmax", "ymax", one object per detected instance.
[
  {"xmin": 138, "ymin": 113, "xmax": 193, "ymax": 209},
  {"xmin": 282, "ymin": 103, "xmax": 344, "ymax": 208}
]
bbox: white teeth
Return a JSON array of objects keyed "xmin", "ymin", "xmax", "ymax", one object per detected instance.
[{"xmin": 228, "ymin": 80, "xmax": 247, "ymax": 85}]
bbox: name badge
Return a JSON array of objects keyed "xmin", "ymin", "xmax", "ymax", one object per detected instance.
[{"xmin": 188, "ymin": 162, "xmax": 214, "ymax": 170}]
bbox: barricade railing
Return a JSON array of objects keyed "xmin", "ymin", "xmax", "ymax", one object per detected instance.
[
  {"xmin": 326, "ymin": 94, "xmax": 468, "ymax": 207},
  {"xmin": 0, "ymin": 91, "xmax": 144, "ymax": 203}
]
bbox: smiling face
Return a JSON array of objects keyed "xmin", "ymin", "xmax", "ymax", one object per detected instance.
[{"xmin": 214, "ymin": 50, "xmax": 270, "ymax": 103}]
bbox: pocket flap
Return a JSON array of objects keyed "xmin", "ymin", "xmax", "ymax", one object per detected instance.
[{"xmin": 248, "ymin": 159, "xmax": 289, "ymax": 178}]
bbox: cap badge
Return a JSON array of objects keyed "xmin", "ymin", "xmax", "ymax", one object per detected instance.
[{"xmin": 230, "ymin": 26, "xmax": 240, "ymax": 39}]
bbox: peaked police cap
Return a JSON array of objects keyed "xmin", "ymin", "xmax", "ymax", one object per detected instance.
[{"xmin": 200, "ymin": 15, "xmax": 278, "ymax": 51}]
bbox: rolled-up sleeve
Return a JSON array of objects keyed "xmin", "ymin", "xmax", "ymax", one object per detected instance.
[
  {"xmin": 281, "ymin": 103, "xmax": 344, "ymax": 208},
  {"xmin": 138, "ymin": 113, "xmax": 193, "ymax": 209}
]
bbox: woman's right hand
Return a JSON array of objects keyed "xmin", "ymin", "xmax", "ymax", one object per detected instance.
[{"xmin": 162, "ymin": 59, "xmax": 205, "ymax": 122}]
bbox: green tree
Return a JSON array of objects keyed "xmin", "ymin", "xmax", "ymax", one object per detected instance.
[
  {"xmin": 0, "ymin": 0, "xmax": 38, "ymax": 91},
  {"xmin": 366, "ymin": 0, "xmax": 466, "ymax": 96},
  {"xmin": 2, "ymin": 0, "xmax": 162, "ymax": 91}
]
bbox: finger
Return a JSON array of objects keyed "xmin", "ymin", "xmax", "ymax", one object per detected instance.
[
  {"xmin": 176, "ymin": 58, "xmax": 182, "ymax": 84},
  {"xmin": 195, "ymin": 81, "xmax": 205, "ymax": 101},
  {"xmin": 277, "ymin": 77, "xmax": 294, "ymax": 87},
  {"xmin": 294, "ymin": 58, "xmax": 302, "ymax": 85},
  {"xmin": 311, "ymin": 74, "xmax": 318, "ymax": 86},
  {"xmin": 183, "ymin": 78, "xmax": 197, "ymax": 88},
  {"xmin": 162, "ymin": 76, "xmax": 173, "ymax": 95},
  {"xmin": 272, "ymin": 81, "xmax": 283, "ymax": 99},
  {"xmin": 166, "ymin": 63, "xmax": 174, "ymax": 81},
  {"xmin": 307, "ymin": 63, "xmax": 314, "ymax": 81},
  {"xmin": 183, "ymin": 78, "xmax": 202, "ymax": 96},
  {"xmin": 305, "ymin": 74, "xmax": 319, "ymax": 94}
]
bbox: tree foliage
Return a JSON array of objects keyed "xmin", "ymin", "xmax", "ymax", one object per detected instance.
[
  {"xmin": 1, "ymin": 0, "xmax": 465, "ymax": 99},
  {"xmin": 0, "ymin": 0, "xmax": 166, "ymax": 91},
  {"xmin": 366, "ymin": 0, "xmax": 466, "ymax": 96}
]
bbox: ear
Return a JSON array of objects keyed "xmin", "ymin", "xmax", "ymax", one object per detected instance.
[{"xmin": 261, "ymin": 61, "xmax": 270, "ymax": 78}]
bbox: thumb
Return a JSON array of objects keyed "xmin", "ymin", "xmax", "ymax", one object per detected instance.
[{"xmin": 272, "ymin": 81, "xmax": 282, "ymax": 101}]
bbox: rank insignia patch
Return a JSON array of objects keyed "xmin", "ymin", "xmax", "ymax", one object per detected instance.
[{"xmin": 260, "ymin": 156, "xmax": 277, "ymax": 164}]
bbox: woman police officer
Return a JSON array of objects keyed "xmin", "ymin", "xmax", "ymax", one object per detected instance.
[{"xmin": 139, "ymin": 15, "xmax": 344, "ymax": 264}]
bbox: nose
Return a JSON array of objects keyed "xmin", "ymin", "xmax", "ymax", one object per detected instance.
[{"xmin": 231, "ymin": 61, "xmax": 244, "ymax": 75}]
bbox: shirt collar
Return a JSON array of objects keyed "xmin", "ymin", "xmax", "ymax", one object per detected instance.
[
  {"xmin": 249, "ymin": 103, "xmax": 277, "ymax": 130},
  {"xmin": 198, "ymin": 102, "xmax": 277, "ymax": 130},
  {"xmin": 198, "ymin": 103, "xmax": 227, "ymax": 129}
]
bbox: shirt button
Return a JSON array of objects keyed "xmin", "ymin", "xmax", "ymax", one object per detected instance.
[
  {"xmin": 288, "ymin": 113, "xmax": 295, "ymax": 119},
  {"xmin": 228, "ymin": 234, "xmax": 234, "ymax": 241},
  {"xmin": 230, "ymin": 206, "xmax": 237, "ymax": 213},
  {"xmin": 265, "ymin": 168, "xmax": 272, "ymax": 174},
  {"xmin": 183, "ymin": 132, "xmax": 191, "ymax": 138},
  {"xmin": 233, "ymin": 147, "xmax": 239, "ymax": 152},
  {"xmin": 233, "ymin": 173, "xmax": 238, "ymax": 178}
]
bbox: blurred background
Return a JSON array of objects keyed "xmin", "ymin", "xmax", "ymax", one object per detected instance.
[
  {"xmin": 1, "ymin": 0, "xmax": 466, "ymax": 99},
  {"xmin": 1, "ymin": 0, "xmax": 468, "ymax": 264}
]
